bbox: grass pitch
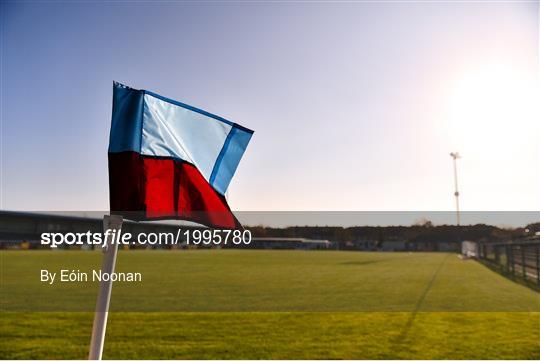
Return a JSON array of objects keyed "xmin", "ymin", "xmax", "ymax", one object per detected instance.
[{"xmin": 1, "ymin": 250, "xmax": 539, "ymax": 359}]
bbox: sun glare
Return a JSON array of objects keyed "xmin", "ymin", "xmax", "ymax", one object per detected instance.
[{"xmin": 446, "ymin": 63, "xmax": 539, "ymax": 158}]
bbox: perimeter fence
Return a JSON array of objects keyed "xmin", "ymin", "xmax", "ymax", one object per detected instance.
[{"xmin": 478, "ymin": 240, "xmax": 540, "ymax": 285}]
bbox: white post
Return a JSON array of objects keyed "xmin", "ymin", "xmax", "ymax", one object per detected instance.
[
  {"xmin": 88, "ymin": 214, "xmax": 123, "ymax": 360},
  {"xmin": 453, "ymin": 157, "xmax": 460, "ymax": 226},
  {"xmin": 450, "ymin": 152, "xmax": 461, "ymax": 226}
]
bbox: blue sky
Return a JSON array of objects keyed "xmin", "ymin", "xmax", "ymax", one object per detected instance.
[{"xmin": 1, "ymin": 1, "xmax": 539, "ymax": 212}]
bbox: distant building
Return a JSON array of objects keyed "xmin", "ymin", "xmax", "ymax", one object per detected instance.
[
  {"xmin": 407, "ymin": 240, "xmax": 460, "ymax": 252},
  {"xmin": 358, "ymin": 239, "xmax": 378, "ymax": 251},
  {"xmin": 381, "ymin": 239, "xmax": 406, "ymax": 251},
  {"xmin": 240, "ymin": 237, "xmax": 332, "ymax": 250}
]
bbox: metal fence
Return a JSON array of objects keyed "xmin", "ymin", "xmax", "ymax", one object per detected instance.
[{"xmin": 478, "ymin": 241, "xmax": 540, "ymax": 285}]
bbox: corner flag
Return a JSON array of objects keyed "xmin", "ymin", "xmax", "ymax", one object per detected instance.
[{"xmin": 107, "ymin": 82, "xmax": 253, "ymax": 229}]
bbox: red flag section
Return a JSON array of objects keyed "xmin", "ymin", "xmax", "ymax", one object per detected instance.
[{"xmin": 109, "ymin": 151, "xmax": 241, "ymax": 229}]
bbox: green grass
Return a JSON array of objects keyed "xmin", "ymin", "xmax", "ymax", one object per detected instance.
[{"xmin": 1, "ymin": 250, "xmax": 539, "ymax": 359}]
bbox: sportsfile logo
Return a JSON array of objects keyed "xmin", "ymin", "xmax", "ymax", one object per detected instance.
[{"xmin": 40, "ymin": 229, "xmax": 252, "ymax": 248}]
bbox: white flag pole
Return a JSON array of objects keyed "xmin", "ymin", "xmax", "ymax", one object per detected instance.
[{"xmin": 89, "ymin": 214, "xmax": 123, "ymax": 360}]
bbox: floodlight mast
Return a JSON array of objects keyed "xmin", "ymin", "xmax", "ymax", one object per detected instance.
[{"xmin": 450, "ymin": 152, "xmax": 461, "ymax": 226}]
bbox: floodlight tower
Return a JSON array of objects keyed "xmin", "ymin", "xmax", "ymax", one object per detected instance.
[{"xmin": 450, "ymin": 152, "xmax": 461, "ymax": 226}]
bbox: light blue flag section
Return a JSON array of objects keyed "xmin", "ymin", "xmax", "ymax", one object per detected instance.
[
  {"xmin": 108, "ymin": 82, "xmax": 253, "ymax": 196},
  {"xmin": 210, "ymin": 126, "xmax": 254, "ymax": 195}
]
